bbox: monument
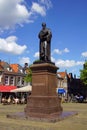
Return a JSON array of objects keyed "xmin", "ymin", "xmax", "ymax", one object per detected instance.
[
  {"xmin": 7, "ymin": 23, "xmax": 78, "ymax": 122},
  {"xmin": 24, "ymin": 23, "xmax": 63, "ymax": 121}
]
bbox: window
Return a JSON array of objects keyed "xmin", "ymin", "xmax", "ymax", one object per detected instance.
[
  {"xmin": 17, "ymin": 77, "xmax": 21, "ymax": 86},
  {"xmin": 10, "ymin": 76, "xmax": 14, "ymax": 85},
  {"xmin": 5, "ymin": 76, "xmax": 9, "ymax": 85},
  {"xmin": 63, "ymin": 82, "xmax": 67, "ymax": 87}
]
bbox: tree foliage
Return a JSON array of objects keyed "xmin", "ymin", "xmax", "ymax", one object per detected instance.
[
  {"xmin": 80, "ymin": 61, "xmax": 87, "ymax": 86},
  {"xmin": 24, "ymin": 67, "xmax": 32, "ymax": 83}
]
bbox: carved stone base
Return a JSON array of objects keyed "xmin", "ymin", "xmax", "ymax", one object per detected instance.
[
  {"xmin": 25, "ymin": 96, "xmax": 62, "ymax": 118},
  {"xmin": 24, "ymin": 63, "xmax": 63, "ymax": 119}
]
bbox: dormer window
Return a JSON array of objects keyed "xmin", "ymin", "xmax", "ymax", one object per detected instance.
[
  {"xmin": 57, "ymin": 74, "xmax": 61, "ymax": 78},
  {"xmin": 65, "ymin": 76, "xmax": 67, "ymax": 79},
  {"xmin": 7, "ymin": 67, "xmax": 13, "ymax": 72},
  {"xmin": 7, "ymin": 67, "xmax": 10, "ymax": 71},
  {"xmin": 20, "ymin": 69, "xmax": 23, "ymax": 73}
]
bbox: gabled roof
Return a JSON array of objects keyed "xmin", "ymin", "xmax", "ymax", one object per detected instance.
[
  {"xmin": 10, "ymin": 64, "xmax": 23, "ymax": 73},
  {"xmin": 57, "ymin": 72, "xmax": 67, "ymax": 79},
  {"xmin": 10, "ymin": 64, "xmax": 18, "ymax": 73},
  {"xmin": 0, "ymin": 61, "xmax": 13, "ymax": 72},
  {"xmin": 0, "ymin": 64, "xmax": 4, "ymax": 71},
  {"xmin": 68, "ymin": 73, "xmax": 73, "ymax": 79},
  {"xmin": 0, "ymin": 61, "xmax": 9, "ymax": 69}
]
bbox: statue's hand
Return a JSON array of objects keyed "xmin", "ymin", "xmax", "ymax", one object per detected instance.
[{"xmin": 47, "ymin": 35, "xmax": 51, "ymax": 42}]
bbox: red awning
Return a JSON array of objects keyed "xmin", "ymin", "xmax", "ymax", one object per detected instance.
[{"xmin": 0, "ymin": 85, "xmax": 17, "ymax": 92}]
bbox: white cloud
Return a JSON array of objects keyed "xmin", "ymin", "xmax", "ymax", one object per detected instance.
[
  {"xmin": 34, "ymin": 52, "xmax": 39, "ymax": 58},
  {"xmin": 19, "ymin": 57, "xmax": 30, "ymax": 65},
  {"xmin": 52, "ymin": 48, "xmax": 70, "ymax": 55},
  {"xmin": 63, "ymin": 48, "xmax": 70, "ymax": 53},
  {"xmin": 38, "ymin": 0, "xmax": 52, "ymax": 9},
  {"xmin": 81, "ymin": 51, "xmax": 87, "ymax": 57},
  {"xmin": 51, "ymin": 56, "xmax": 55, "ymax": 62},
  {"xmin": 55, "ymin": 59, "xmax": 84, "ymax": 68},
  {"xmin": 0, "ymin": 0, "xmax": 30, "ymax": 31},
  {"xmin": 0, "ymin": 36, "xmax": 27, "ymax": 55},
  {"xmin": 0, "ymin": 0, "xmax": 52, "ymax": 32},
  {"xmin": 53, "ymin": 49, "xmax": 62, "ymax": 55},
  {"xmin": 31, "ymin": 2, "xmax": 46, "ymax": 16}
]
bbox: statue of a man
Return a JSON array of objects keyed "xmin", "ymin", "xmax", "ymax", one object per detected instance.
[{"xmin": 38, "ymin": 23, "xmax": 52, "ymax": 62}]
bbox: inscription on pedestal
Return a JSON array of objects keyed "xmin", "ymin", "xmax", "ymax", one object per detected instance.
[{"xmin": 33, "ymin": 83, "xmax": 45, "ymax": 86}]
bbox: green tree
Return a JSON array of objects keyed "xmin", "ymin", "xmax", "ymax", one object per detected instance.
[
  {"xmin": 80, "ymin": 61, "xmax": 87, "ymax": 85},
  {"xmin": 24, "ymin": 68, "xmax": 32, "ymax": 83}
]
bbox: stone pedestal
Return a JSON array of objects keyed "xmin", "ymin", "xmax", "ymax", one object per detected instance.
[{"xmin": 25, "ymin": 63, "xmax": 63, "ymax": 119}]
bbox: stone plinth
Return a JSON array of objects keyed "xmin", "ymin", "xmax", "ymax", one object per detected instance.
[{"xmin": 25, "ymin": 63, "xmax": 63, "ymax": 119}]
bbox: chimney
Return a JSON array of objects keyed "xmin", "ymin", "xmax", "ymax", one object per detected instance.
[
  {"xmin": 24, "ymin": 63, "xmax": 28, "ymax": 68},
  {"xmin": 74, "ymin": 74, "xmax": 76, "ymax": 79}
]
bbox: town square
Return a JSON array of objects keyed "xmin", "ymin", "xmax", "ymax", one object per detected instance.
[{"xmin": 0, "ymin": 0, "xmax": 87, "ymax": 130}]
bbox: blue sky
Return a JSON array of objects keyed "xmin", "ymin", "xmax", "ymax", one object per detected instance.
[{"xmin": 0, "ymin": 0, "xmax": 87, "ymax": 77}]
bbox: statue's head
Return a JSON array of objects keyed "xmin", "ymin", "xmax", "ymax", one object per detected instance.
[{"xmin": 42, "ymin": 22, "xmax": 46, "ymax": 28}]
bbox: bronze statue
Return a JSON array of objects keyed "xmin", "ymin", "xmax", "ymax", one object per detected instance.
[{"xmin": 38, "ymin": 23, "xmax": 52, "ymax": 62}]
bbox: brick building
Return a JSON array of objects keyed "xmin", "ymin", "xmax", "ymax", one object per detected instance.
[
  {"xmin": 0, "ymin": 60, "xmax": 27, "ymax": 92},
  {"xmin": 57, "ymin": 71, "xmax": 69, "ymax": 98}
]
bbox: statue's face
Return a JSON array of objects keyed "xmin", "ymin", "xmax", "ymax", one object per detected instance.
[{"xmin": 42, "ymin": 23, "xmax": 46, "ymax": 29}]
